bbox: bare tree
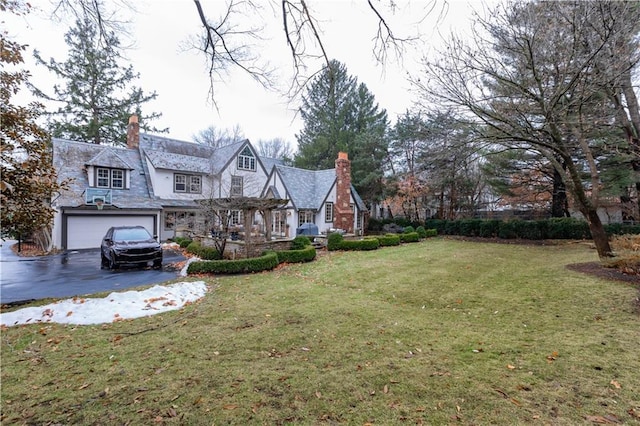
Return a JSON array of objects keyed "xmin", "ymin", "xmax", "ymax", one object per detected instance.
[
  {"xmin": 192, "ymin": 124, "xmax": 245, "ymax": 148},
  {"xmin": 255, "ymin": 137, "xmax": 294, "ymax": 161},
  {"xmin": 414, "ymin": 1, "xmax": 640, "ymax": 259},
  {"xmin": 48, "ymin": 0, "xmax": 446, "ymax": 105}
]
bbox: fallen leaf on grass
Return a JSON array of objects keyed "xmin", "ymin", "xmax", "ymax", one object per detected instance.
[
  {"xmin": 223, "ymin": 404, "xmax": 238, "ymax": 410},
  {"xmin": 610, "ymin": 380, "xmax": 621, "ymax": 389},
  {"xmin": 507, "ymin": 364, "xmax": 516, "ymax": 370},
  {"xmin": 584, "ymin": 414, "xmax": 621, "ymax": 424}
]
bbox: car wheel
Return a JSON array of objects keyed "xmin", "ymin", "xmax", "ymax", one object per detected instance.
[
  {"xmin": 100, "ymin": 254, "xmax": 109, "ymax": 269},
  {"xmin": 153, "ymin": 259, "xmax": 162, "ymax": 269},
  {"xmin": 109, "ymin": 253, "xmax": 119, "ymax": 270}
]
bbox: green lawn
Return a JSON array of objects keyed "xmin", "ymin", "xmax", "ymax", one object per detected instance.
[{"xmin": 1, "ymin": 239, "xmax": 639, "ymax": 425}]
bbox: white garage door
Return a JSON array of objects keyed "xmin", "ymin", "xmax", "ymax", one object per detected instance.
[{"xmin": 66, "ymin": 215, "xmax": 156, "ymax": 250}]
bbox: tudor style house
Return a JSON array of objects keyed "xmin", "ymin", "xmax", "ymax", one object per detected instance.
[{"xmin": 51, "ymin": 116, "xmax": 366, "ymax": 250}]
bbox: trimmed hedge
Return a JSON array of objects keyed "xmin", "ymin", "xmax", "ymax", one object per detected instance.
[
  {"xmin": 424, "ymin": 228, "xmax": 438, "ymax": 238},
  {"xmin": 187, "ymin": 251, "xmax": 279, "ymax": 274},
  {"xmin": 376, "ymin": 233, "xmax": 401, "ymax": 247},
  {"xmin": 290, "ymin": 236, "xmax": 312, "ymax": 250},
  {"xmin": 422, "ymin": 217, "xmax": 614, "ymax": 240},
  {"xmin": 185, "ymin": 241, "xmax": 221, "ymax": 260},
  {"xmin": 327, "ymin": 233, "xmax": 380, "ymax": 251},
  {"xmin": 275, "ymin": 245, "xmax": 317, "ymax": 263},
  {"xmin": 327, "ymin": 232, "xmax": 344, "ymax": 251},
  {"xmin": 399, "ymin": 232, "xmax": 420, "ymax": 243}
]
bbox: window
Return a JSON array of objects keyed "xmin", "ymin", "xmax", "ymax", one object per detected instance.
[
  {"xmin": 298, "ymin": 210, "xmax": 315, "ymax": 225},
  {"xmin": 237, "ymin": 146, "xmax": 256, "ymax": 171},
  {"xmin": 164, "ymin": 211, "xmax": 197, "ymax": 231},
  {"xmin": 231, "ymin": 176, "xmax": 243, "ymax": 197},
  {"xmin": 174, "ymin": 174, "xmax": 202, "ymax": 193},
  {"xmin": 96, "ymin": 167, "xmax": 125, "ymax": 189},
  {"xmin": 174, "ymin": 174, "xmax": 187, "ymax": 192},
  {"xmin": 229, "ymin": 210, "xmax": 242, "ymax": 226},
  {"xmin": 325, "ymin": 202, "xmax": 334, "ymax": 222},
  {"xmin": 189, "ymin": 176, "xmax": 202, "ymax": 193},
  {"xmin": 111, "ymin": 169, "xmax": 124, "ymax": 189}
]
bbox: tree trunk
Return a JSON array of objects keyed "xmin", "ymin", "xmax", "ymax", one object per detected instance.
[
  {"xmin": 551, "ymin": 166, "xmax": 569, "ymax": 217},
  {"xmin": 585, "ymin": 209, "xmax": 613, "ymax": 258}
]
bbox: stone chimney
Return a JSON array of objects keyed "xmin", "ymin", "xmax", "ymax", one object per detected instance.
[
  {"xmin": 334, "ymin": 151, "xmax": 354, "ymax": 233},
  {"xmin": 127, "ymin": 115, "xmax": 140, "ymax": 149}
]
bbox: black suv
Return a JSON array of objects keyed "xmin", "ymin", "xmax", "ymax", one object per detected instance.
[{"xmin": 101, "ymin": 226, "xmax": 163, "ymax": 269}]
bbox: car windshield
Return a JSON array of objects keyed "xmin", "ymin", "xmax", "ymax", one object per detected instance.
[{"xmin": 112, "ymin": 228, "xmax": 152, "ymax": 242}]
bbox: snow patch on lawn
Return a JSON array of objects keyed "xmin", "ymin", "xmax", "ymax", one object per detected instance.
[{"xmin": 0, "ymin": 281, "xmax": 207, "ymax": 327}]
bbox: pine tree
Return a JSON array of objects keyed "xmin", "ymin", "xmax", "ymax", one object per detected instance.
[
  {"xmin": 294, "ymin": 60, "xmax": 389, "ymax": 207},
  {"xmin": 32, "ymin": 16, "xmax": 164, "ymax": 145}
]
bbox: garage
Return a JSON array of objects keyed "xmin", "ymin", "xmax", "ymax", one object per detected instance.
[{"xmin": 64, "ymin": 213, "xmax": 158, "ymax": 250}]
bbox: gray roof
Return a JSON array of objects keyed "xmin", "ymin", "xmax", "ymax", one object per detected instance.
[
  {"xmin": 86, "ymin": 148, "xmax": 135, "ymax": 170},
  {"xmin": 139, "ymin": 134, "xmax": 252, "ymax": 175},
  {"xmin": 145, "ymin": 149, "xmax": 211, "ymax": 174},
  {"xmin": 275, "ymin": 165, "xmax": 336, "ymax": 210},
  {"xmin": 53, "ymin": 138, "xmax": 162, "ymax": 209}
]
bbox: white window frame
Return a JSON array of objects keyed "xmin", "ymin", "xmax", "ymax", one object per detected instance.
[
  {"xmin": 96, "ymin": 167, "xmax": 124, "ymax": 189},
  {"xmin": 174, "ymin": 174, "xmax": 202, "ymax": 193},
  {"xmin": 325, "ymin": 202, "xmax": 334, "ymax": 222},
  {"xmin": 298, "ymin": 210, "xmax": 315, "ymax": 225},
  {"xmin": 189, "ymin": 175, "xmax": 202, "ymax": 193},
  {"xmin": 237, "ymin": 146, "xmax": 256, "ymax": 171},
  {"xmin": 174, "ymin": 174, "xmax": 187, "ymax": 192},
  {"xmin": 111, "ymin": 169, "xmax": 124, "ymax": 189}
]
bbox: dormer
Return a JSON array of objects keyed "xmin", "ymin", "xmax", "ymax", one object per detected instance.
[{"xmin": 85, "ymin": 148, "xmax": 135, "ymax": 189}]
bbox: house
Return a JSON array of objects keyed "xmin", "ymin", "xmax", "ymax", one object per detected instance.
[{"xmin": 51, "ymin": 115, "xmax": 366, "ymax": 250}]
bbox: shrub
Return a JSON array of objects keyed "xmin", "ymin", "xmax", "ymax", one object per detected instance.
[
  {"xmin": 399, "ymin": 232, "xmax": 420, "ymax": 243},
  {"xmin": 415, "ymin": 226, "xmax": 427, "ymax": 239},
  {"xmin": 424, "ymin": 219, "xmax": 448, "ymax": 234},
  {"xmin": 327, "ymin": 232, "xmax": 344, "ymax": 251},
  {"xmin": 339, "ymin": 238, "xmax": 380, "ymax": 251},
  {"xmin": 367, "ymin": 217, "xmax": 384, "ymax": 232},
  {"xmin": 376, "ymin": 233, "xmax": 401, "ymax": 247},
  {"xmin": 498, "ymin": 220, "xmax": 520, "ymax": 239},
  {"xmin": 172, "ymin": 236, "xmax": 193, "ymax": 248},
  {"xmin": 424, "ymin": 228, "xmax": 438, "ymax": 238},
  {"xmin": 518, "ymin": 220, "xmax": 544, "ymax": 240},
  {"xmin": 275, "ymin": 245, "xmax": 316, "ymax": 264},
  {"xmin": 291, "ymin": 236, "xmax": 311, "ymax": 250},
  {"xmin": 479, "ymin": 220, "xmax": 500, "ymax": 238},
  {"xmin": 186, "ymin": 241, "xmax": 222, "ymax": 260},
  {"xmin": 403, "ymin": 226, "xmax": 415, "ymax": 234},
  {"xmin": 546, "ymin": 218, "xmax": 590, "ymax": 239},
  {"xmin": 459, "ymin": 219, "xmax": 481, "ymax": 237},
  {"xmin": 187, "ymin": 251, "xmax": 279, "ymax": 275}
]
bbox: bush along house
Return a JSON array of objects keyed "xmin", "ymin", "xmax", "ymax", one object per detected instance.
[{"xmin": 50, "ymin": 115, "xmax": 366, "ymax": 250}]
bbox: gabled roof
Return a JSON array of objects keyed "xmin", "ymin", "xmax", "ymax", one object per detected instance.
[
  {"xmin": 275, "ymin": 165, "xmax": 336, "ymax": 210},
  {"xmin": 52, "ymin": 138, "xmax": 161, "ymax": 209},
  {"xmin": 86, "ymin": 148, "xmax": 135, "ymax": 170}
]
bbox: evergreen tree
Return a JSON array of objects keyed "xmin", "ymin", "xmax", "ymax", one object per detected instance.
[
  {"xmin": 294, "ymin": 60, "xmax": 389, "ymax": 207},
  {"xmin": 32, "ymin": 16, "xmax": 164, "ymax": 145}
]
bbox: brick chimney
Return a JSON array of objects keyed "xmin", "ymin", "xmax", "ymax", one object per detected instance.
[
  {"xmin": 334, "ymin": 151, "xmax": 354, "ymax": 233},
  {"xmin": 127, "ymin": 115, "xmax": 140, "ymax": 149}
]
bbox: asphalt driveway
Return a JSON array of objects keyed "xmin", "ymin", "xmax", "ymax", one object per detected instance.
[{"xmin": 0, "ymin": 240, "xmax": 186, "ymax": 305}]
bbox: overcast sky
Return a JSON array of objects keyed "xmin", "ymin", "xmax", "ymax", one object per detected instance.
[{"xmin": 6, "ymin": 0, "xmax": 482, "ymax": 147}]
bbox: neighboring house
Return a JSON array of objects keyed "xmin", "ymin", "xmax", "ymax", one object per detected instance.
[{"xmin": 51, "ymin": 116, "xmax": 366, "ymax": 250}]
